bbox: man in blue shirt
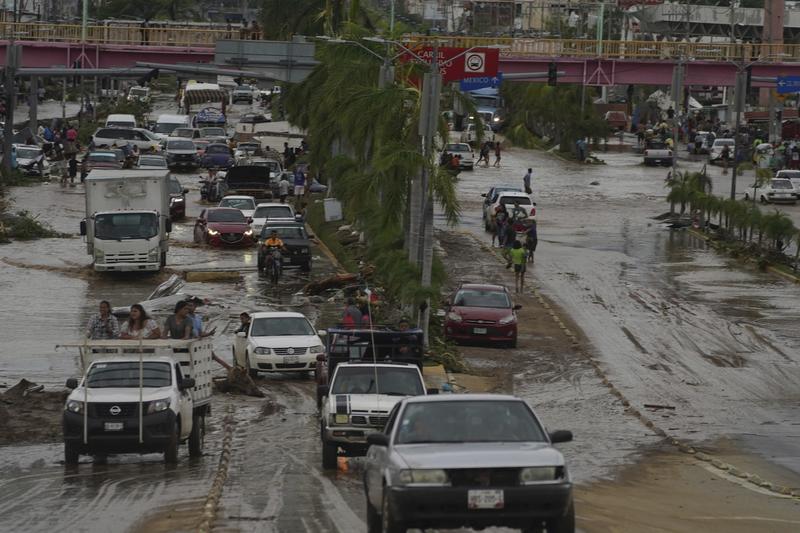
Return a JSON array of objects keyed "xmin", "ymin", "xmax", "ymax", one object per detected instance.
[
  {"xmin": 293, "ymin": 168, "xmax": 306, "ymax": 197},
  {"xmin": 187, "ymin": 298, "xmax": 215, "ymax": 338}
]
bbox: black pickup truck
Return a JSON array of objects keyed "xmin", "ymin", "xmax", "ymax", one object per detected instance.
[{"xmin": 257, "ymin": 221, "xmax": 312, "ymax": 272}]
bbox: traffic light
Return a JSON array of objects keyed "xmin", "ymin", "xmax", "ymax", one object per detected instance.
[{"xmin": 548, "ymin": 62, "xmax": 557, "ymax": 86}]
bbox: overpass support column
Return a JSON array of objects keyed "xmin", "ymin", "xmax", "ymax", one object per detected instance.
[{"xmin": 28, "ymin": 76, "xmax": 38, "ymax": 133}]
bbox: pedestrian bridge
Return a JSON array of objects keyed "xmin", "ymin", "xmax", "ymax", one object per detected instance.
[{"xmin": 2, "ymin": 21, "xmax": 800, "ymax": 86}]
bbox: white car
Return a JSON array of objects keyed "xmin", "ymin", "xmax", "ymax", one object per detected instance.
[
  {"xmin": 743, "ymin": 178, "xmax": 797, "ymax": 204},
  {"xmin": 14, "ymin": 144, "xmax": 49, "ymax": 176},
  {"xmin": 775, "ymin": 169, "xmax": 800, "ymax": 197},
  {"xmin": 251, "ymin": 203, "xmax": 296, "ymax": 235},
  {"xmin": 233, "ymin": 311, "xmax": 325, "ymax": 377},
  {"xmin": 127, "ymin": 86, "xmax": 151, "ymax": 103},
  {"xmin": 460, "ymin": 122, "xmax": 495, "ymax": 145},
  {"xmin": 708, "ymin": 138, "xmax": 735, "ymax": 164},
  {"xmin": 92, "ymin": 127, "xmax": 161, "ymax": 152},
  {"xmin": 136, "ymin": 154, "xmax": 168, "ymax": 170},
  {"xmin": 218, "ymin": 195, "xmax": 257, "ymax": 218},
  {"xmin": 442, "ymin": 142, "xmax": 475, "ymax": 170},
  {"xmin": 484, "ymin": 191, "xmax": 534, "ymax": 230},
  {"xmin": 643, "ymin": 140, "xmax": 673, "ymax": 166}
]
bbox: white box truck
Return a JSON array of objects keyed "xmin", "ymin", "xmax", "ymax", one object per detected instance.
[
  {"xmin": 62, "ymin": 338, "xmax": 214, "ymax": 464},
  {"xmin": 80, "ymin": 170, "xmax": 172, "ymax": 272}
]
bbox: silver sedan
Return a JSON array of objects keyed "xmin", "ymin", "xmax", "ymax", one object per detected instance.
[{"xmin": 363, "ymin": 394, "xmax": 574, "ymax": 533}]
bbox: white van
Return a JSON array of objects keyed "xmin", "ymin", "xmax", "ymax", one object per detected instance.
[
  {"xmin": 152, "ymin": 114, "xmax": 191, "ymax": 140},
  {"xmin": 106, "ymin": 113, "xmax": 137, "ymax": 128}
]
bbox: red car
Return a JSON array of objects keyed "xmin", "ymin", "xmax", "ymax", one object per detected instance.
[
  {"xmin": 444, "ymin": 283, "xmax": 521, "ymax": 347},
  {"xmin": 604, "ymin": 110, "xmax": 628, "ymax": 131},
  {"xmin": 193, "ymin": 207, "xmax": 255, "ymax": 246}
]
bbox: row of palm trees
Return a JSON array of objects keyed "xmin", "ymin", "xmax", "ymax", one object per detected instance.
[{"xmin": 666, "ymin": 171, "xmax": 800, "ymax": 266}]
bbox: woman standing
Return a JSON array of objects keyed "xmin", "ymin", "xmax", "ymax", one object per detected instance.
[{"xmin": 120, "ymin": 304, "xmax": 161, "ymax": 340}]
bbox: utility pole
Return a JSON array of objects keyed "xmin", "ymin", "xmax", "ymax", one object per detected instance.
[
  {"xmin": 2, "ymin": 43, "xmax": 19, "ymax": 173},
  {"xmin": 28, "ymin": 76, "xmax": 38, "ymax": 134},
  {"xmin": 731, "ymin": 68, "xmax": 746, "ymax": 199},
  {"xmin": 671, "ymin": 62, "xmax": 684, "ymax": 177}
]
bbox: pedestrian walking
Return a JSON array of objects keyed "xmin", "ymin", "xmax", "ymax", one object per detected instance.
[
  {"xmin": 508, "ymin": 240, "xmax": 528, "ymax": 293},
  {"xmin": 293, "ymin": 168, "xmax": 306, "ymax": 197},
  {"xmin": 278, "ymin": 174, "xmax": 291, "ymax": 203},
  {"xmin": 523, "ymin": 168, "xmax": 532, "ymax": 194},
  {"xmin": 86, "ymin": 300, "xmax": 120, "ymax": 339},
  {"xmin": 68, "ymin": 154, "xmax": 78, "ymax": 184},
  {"xmin": 493, "ymin": 141, "xmax": 502, "ymax": 167},
  {"xmin": 525, "ymin": 221, "xmax": 538, "ymax": 263},
  {"xmin": 721, "ymin": 144, "xmax": 730, "ymax": 175},
  {"xmin": 493, "ymin": 204, "xmax": 508, "ymax": 247}
]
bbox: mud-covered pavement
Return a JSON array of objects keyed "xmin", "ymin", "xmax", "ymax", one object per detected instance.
[{"xmin": 1, "ymin": 94, "xmax": 800, "ymax": 533}]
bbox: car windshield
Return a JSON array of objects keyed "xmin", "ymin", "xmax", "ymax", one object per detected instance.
[
  {"xmin": 445, "ymin": 144, "xmax": 470, "ymax": 153},
  {"xmin": 331, "ymin": 367, "xmax": 424, "ymax": 396},
  {"xmin": 261, "ymin": 226, "xmax": 305, "ymax": 239},
  {"xmin": 453, "ymin": 289, "xmax": 511, "ymax": 309},
  {"xmin": 168, "ymin": 178, "xmax": 183, "ymax": 194},
  {"xmin": 202, "ymin": 128, "xmax": 226, "ymax": 137},
  {"xmin": 251, "ymin": 160, "xmax": 279, "ymax": 171},
  {"xmin": 171, "ymin": 128, "xmax": 195, "ymax": 138},
  {"xmin": 87, "ymin": 153, "xmax": 117, "ymax": 162},
  {"xmin": 86, "ymin": 361, "xmax": 171, "ymax": 388},
  {"xmin": 250, "ymin": 317, "xmax": 314, "ymax": 337},
  {"xmin": 206, "ymin": 145, "xmax": 229, "ymax": 154},
  {"xmin": 237, "ymin": 144, "xmax": 260, "ymax": 152},
  {"xmin": 395, "ymin": 400, "xmax": 546, "ymax": 444},
  {"xmin": 254, "ymin": 206, "xmax": 293, "ymax": 219},
  {"xmin": 95, "ymin": 212, "xmax": 159, "ymax": 240},
  {"xmin": 140, "ymin": 156, "xmax": 167, "ymax": 168},
  {"xmin": 154, "ymin": 122, "xmax": 182, "ymax": 134},
  {"xmin": 779, "ymin": 171, "xmax": 800, "ymax": 179},
  {"xmin": 242, "ymin": 114, "xmax": 268, "ymax": 123},
  {"xmin": 207, "ymin": 209, "xmax": 246, "ymax": 223},
  {"xmin": 220, "ymin": 197, "xmax": 256, "ymax": 210},
  {"xmin": 16, "ymin": 147, "xmax": 41, "ymax": 158},
  {"xmin": 168, "ymin": 140, "xmax": 195, "ymax": 150},
  {"xmin": 648, "ymin": 142, "xmax": 668, "ymax": 150},
  {"xmin": 771, "ymin": 180, "xmax": 793, "ymax": 189},
  {"xmin": 106, "ymin": 121, "xmax": 134, "ymax": 128}
]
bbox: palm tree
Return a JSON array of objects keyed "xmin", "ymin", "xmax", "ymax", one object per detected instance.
[{"xmin": 259, "ymin": 0, "xmax": 374, "ymax": 40}]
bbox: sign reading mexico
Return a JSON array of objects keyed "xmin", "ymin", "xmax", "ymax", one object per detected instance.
[{"xmin": 400, "ymin": 46, "xmax": 500, "ymax": 83}]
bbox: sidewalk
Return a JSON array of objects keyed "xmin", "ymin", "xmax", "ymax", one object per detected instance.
[{"xmin": 11, "ymin": 101, "xmax": 81, "ymax": 127}]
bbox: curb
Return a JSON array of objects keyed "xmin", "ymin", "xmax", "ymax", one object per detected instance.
[
  {"xmin": 305, "ymin": 221, "xmax": 348, "ymax": 274},
  {"xmin": 462, "ymin": 229, "xmax": 800, "ymax": 501}
]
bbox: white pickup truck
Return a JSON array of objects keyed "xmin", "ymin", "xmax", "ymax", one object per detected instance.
[
  {"xmin": 319, "ymin": 362, "xmax": 433, "ymax": 469},
  {"xmin": 62, "ymin": 338, "xmax": 213, "ymax": 464}
]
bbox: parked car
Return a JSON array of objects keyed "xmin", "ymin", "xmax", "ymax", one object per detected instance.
[
  {"xmin": 258, "ymin": 221, "xmax": 313, "ymax": 272},
  {"xmin": 481, "ymin": 186, "xmax": 522, "ymax": 219},
  {"xmin": 105, "ymin": 114, "xmax": 137, "ymax": 128},
  {"xmin": 81, "ymin": 151, "xmax": 123, "ymax": 179},
  {"xmin": 223, "ymin": 165, "xmax": 274, "ymax": 199},
  {"xmin": 91, "ymin": 127, "xmax": 162, "ymax": 152},
  {"xmin": 233, "ymin": 141, "xmax": 264, "ymax": 160},
  {"xmin": 442, "ymin": 142, "xmax": 475, "ymax": 170},
  {"xmin": 232, "ymin": 85, "xmax": 255, "ymax": 104},
  {"xmin": 604, "ymin": 110, "xmax": 628, "ymax": 131},
  {"xmin": 708, "ymin": 138, "xmax": 735, "ymax": 164},
  {"xmin": 251, "ymin": 203, "xmax": 296, "ymax": 235},
  {"xmin": 199, "ymin": 127, "xmax": 228, "ymax": 144},
  {"xmin": 136, "ymin": 154, "xmax": 168, "ymax": 170},
  {"xmin": 363, "ymin": 395, "xmax": 574, "ymax": 533},
  {"xmin": 240, "ymin": 112, "xmax": 270, "ymax": 125},
  {"xmin": 444, "ymin": 283, "xmax": 521, "ymax": 347},
  {"xmin": 483, "ymin": 191, "xmax": 534, "ymax": 231},
  {"xmin": 743, "ymin": 178, "xmax": 797, "ymax": 204},
  {"xmin": 232, "ymin": 311, "xmax": 325, "ymax": 378},
  {"xmin": 218, "ymin": 195, "xmax": 257, "ymax": 218},
  {"xmin": 200, "ymin": 143, "xmax": 234, "ymax": 169},
  {"xmin": 775, "ymin": 169, "xmax": 800, "ymax": 197},
  {"xmin": 169, "ymin": 127, "xmax": 201, "ymax": 140},
  {"xmin": 13, "ymin": 144, "xmax": 49, "ymax": 176},
  {"xmin": 165, "ymin": 138, "xmax": 199, "ymax": 170},
  {"xmin": 127, "ymin": 86, "xmax": 151, "ymax": 103},
  {"xmin": 643, "ymin": 140, "xmax": 673, "ymax": 166},
  {"xmin": 168, "ymin": 176, "xmax": 188, "ymax": 219},
  {"xmin": 193, "ymin": 207, "xmax": 255, "ymax": 246},
  {"xmin": 320, "ymin": 362, "xmax": 428, "ymax": 469},
  {"xmin": 194, "ymin": 107, "xmax": 226, "ymax": 127}
]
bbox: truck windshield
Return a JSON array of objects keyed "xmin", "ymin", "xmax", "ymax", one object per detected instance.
[
  {"xmin": 331, "ymin": 367, "xmax": 424, "ymax": 396},
  {"xmin": 154, "ymin": 122, "xmax": 182, "ymax": 134},
  {"xmin": 86, "ymin": 361, "xmax": 171, "ymax": 388},
  {"xmin": 95, "ymin": 213, "xmax": 159, "ymax": 240}
]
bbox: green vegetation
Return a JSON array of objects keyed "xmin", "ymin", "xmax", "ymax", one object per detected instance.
[
  {"xmin": 501, "ymin": 83, "xmax": 608, "ymax": 155},
  {"xmin": 259, "ymin": 0, "xmax": 375, "ymax": 40},
  {"xmin": 0, "ymin": 209, "xmax": 63, "ymax": 242}
]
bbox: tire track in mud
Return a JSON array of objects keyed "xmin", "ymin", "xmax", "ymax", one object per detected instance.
[{"xmin": 463, "ymin": 229, "xmax": 800, "ymax": 501}]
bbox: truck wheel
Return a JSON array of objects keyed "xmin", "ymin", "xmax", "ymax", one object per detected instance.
[
  {"xmin": 246, "ymin": 354, "xmax": 259, "ymax": 379},
  {"xmin": 64, "ymin": 441, "xmax": 79, "ymax": 465},
  {"xmin": 188, "ymin": 414, "xmax": 205, "ymax": 457},
  {"xmin": 164, "ymin": 421, "xmax": 180, "ymax": 464},
  {"xmin": 545, "ymin": 500, "xmax": 575, "ymax": 533},
  {"xmin": 321, "ymin": 438, "xmax": 338, "ymax": 470},
  {"xmin": 366, "ymin": 492, "xmax": 381, "ymax": 533}
]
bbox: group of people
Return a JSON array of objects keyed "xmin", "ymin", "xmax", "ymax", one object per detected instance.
[
  {"xmin": 40, "ymin": 122, "xmax": 79, "ymax": 160},
  {"xmin": 476, "ymin": 140, "xmax": 502, "ymax": 167},
  {"xmin": 86, "ymin": 299, "xmax": 216, "ymax": 341}
]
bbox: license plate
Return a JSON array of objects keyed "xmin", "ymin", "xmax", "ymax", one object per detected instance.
[
  {"xmin": 473, "ymin": 327, "xmax": 487, "ymax": 334},
  {"xmin": 104, "ymin": 422, "xmax": 123, "ymax": 432},
  {"xmin": 468, "ymin": 489, "xmax": 504, "ymax": 510},
  {"xmin": 283, "ymin": 355, "xmax": 299, "ymax": 364}
]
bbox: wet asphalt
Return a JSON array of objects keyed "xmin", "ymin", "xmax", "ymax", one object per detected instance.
[{"xmin": 1, "ymin": 100, "xmax": 799, "ymax": 532}]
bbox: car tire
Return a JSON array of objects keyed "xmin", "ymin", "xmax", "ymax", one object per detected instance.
[
  {"xmin": 188, "ymin": 414, "xmax": 205, "ymax": 458},
  {"xmin": 321, "ymin": 438, "xmax": 338, "ymax": 470},
  {"xmin": 381, "ymin": 489, "xmax": 406, "ymax": 533},
  {"xmin": 246, "ymin": 354, "xmax": 259, "ymax": 380},
  {"xmin": 509, "ymin": 337, "xmax": 518, "ymax": 349},
  {"xmin": 744, "ymin": 193, "xmax": 750, "ymax": 201},
  {"xmin": 64, "ymin": 441, "xmax": 79, "ymax": 465},
  {"xmin": 545, "ymin": 499, "xmax": 575, "ymax": 533},
  {"xmin": 760, "ymin": 196, "xmax": 767, "ymax": 204},
  {"xmin": 366, "ymin": 492, "xmax": 381, "ymax": 533},
  {"xmin": 164, "ymin": 421, "xmax": 180, "ymax": 464}
]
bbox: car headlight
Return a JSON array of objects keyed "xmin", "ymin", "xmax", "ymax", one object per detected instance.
[
  {"xmin": 498, "ymin": 314, "xmax": 516, "ymax": 325},
  {"xmin": 207, "ymin": 229, "xmax": 220, "ymax": 236},
  {"xmin": 244, "ymin": 229, "xmax": 253, "ymax": 236},
  {"xmin": 446, "ymin": 312, "xmax": 463, "ymax": 322},
  {"xmin": 397, "ymin": 469, "xmax": 450, "ymax": 486},
  {"xmin": 66, "ymin": 400, "xmax": 83, "ymax": 413},
  {"xmin": 254, "ymin": 347, "xmax": 271, "ymax": 355},
  {"xmin": 333, "ymin": 414, "xmax": 349, "ymax": 425},
  {"xmin": 519, "ymin": 466, "xmax": 558, "ymax": 484},
  {"xmin": 147, "ymin": 398, "xmax": 171, "ymax": 414},
  {"xmin": 94, "ymin": 250, "xmax": 105, "ymax": 262},
  {"xmin": 309, "ymin": 344, "xmax": 324, "ymax": 354},
  {"xmin": 148, "ymin": 248, "xmax": 159, "ymax": 261},
  {"xmin": 493, "ymin": 117, "xmax": 500, "ymax": 122}
]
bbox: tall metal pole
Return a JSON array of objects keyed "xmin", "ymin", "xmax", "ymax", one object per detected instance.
[
  {"xmin": 2, "ymin": 44, "xmax": 18, "ymax": 173},
  {"xmin": 81, "ymin": 0, "xmax": 88, "ymax": 43},
  {"xmin": 731, "ymin": 68, "xmax": 745, "ymax": 199},
  {"xmin": 390, "ymin": 0, "xmax": 396, "ymax": 34}
]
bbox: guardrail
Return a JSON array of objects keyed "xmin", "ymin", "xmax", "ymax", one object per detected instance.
[{"xmin": 2, "ymin": 22, "xmax": 800, "ymax": 62}]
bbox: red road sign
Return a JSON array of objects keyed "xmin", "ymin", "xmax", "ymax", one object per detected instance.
[{"xmin": 400, "ymin": 46, "xmax": 500, "ymax": 83}]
